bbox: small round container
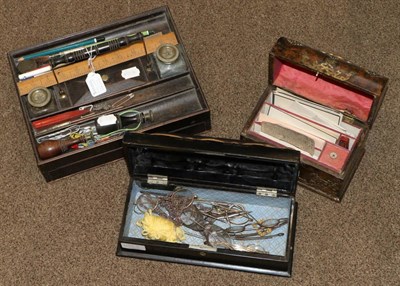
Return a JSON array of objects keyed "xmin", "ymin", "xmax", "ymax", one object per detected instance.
[
  {"xmin": 27, "ymin": 87, "xmax": 52, "ymax": 108},
  {"xmin": 156, "ymin": 44, "xmax": 180, "ymax": 64}
]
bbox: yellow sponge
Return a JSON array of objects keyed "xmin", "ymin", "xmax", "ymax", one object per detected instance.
[{"xmin": 136, "ymin": 210, "xmax": 185, "ymax": 243}]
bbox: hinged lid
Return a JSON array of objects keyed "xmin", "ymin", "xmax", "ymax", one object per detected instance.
[
  {"xmin": 269, "ymin": 37, "xmax": 389, "ymax": 127},
  {"xmin": 123, "ymin": 132, "xmax": 300, "ymax": 196}
]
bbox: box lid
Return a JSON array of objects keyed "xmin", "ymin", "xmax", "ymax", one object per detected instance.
[
  {"xmin": 122, "ymin": 132, "xmax": 300, "ymax": 196},
  {"xmin": 269, "ymin": 37, "xmax": 389, "ymax": 127}
]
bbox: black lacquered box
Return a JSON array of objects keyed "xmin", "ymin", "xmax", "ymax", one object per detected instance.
[
  {"xmin": 241, "ymin": 37, "xmax": 388, "ymax": 201},
  {"xmin": 7, "ymin": 6, "xmax": 210, "ymax": 181},
  {"xmin": 117, "ymin": 132, "xmax": 300, "ymax": 277}
]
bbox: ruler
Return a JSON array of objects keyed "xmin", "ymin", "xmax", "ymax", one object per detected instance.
[
  {"xmin": 143, "ymin": 32, "xmax": 179, "ymax": 52},
  {"xmin": 17, "ymin": 32, "xmax": 179, "ymax": 95},
  {"xmin": 17, "ymin": 72, "xmax": 58, "ymax": 95}
]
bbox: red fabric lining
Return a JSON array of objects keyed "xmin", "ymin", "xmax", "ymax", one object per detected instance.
[{"xmin": 273, "ymin": 59, "xmax": 373, "ymax": 122}]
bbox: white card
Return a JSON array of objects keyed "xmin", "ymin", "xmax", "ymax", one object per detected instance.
[
  {"xmin": 266, "ymin": 105, "xmax": 339, "ymax": 143},
  {"xmin": 85, "ymin": 72, "xmax": 107, "ymax": 97},
  {"xmin": 97, "ymin": 114, "xmax": 117, "ymax": 126},
  {"xmin": 121, "ymin": 67, "xmax": 140, "ymax": 79},
  {"xmin": 273, "ymin": 88, "xmax": 343, "ymax": 125}
]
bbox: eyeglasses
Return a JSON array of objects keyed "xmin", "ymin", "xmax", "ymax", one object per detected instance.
[{"xmin": 134, "ymin": 186, "xmax": 289, "ymax": 252}]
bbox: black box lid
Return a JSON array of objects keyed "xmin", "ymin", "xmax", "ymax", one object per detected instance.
[{"xmin": 122, "ymin": 133, "xmax": 300, "ymax": 196}]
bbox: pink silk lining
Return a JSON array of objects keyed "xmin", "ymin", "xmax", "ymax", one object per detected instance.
[{"xmin": 273, "ymin": 59, "xmax": 373, "ymax": 122}]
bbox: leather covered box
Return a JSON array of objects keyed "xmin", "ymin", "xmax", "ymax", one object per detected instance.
[
  {"xmin": 241, "ymin": 37, "xmax": 388, "ymax": 202},
  {"xmin": 117, "ymin": 132, "xmax": 300, "ymax": 277},
  {"xmin": 7, "ymin": 6, "xmax": 210, "ymax": 181}
]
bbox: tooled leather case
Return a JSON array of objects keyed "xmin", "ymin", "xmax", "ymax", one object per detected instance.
[{"xmin": 241, "ymin": 37, "xmax": 389, "ymax": 201}]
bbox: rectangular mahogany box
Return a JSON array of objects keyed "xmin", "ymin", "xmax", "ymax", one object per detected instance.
[
  {"xmin": 7, "ymin": 6, "xmax": 210, "ymax": 181},
  {"xmin": 117, "ymin": 132, "xmax": 300, "ymax": 277},
  {"xmin": 241, "ymin": 37, "xmax": 388, "ymax": 201}
]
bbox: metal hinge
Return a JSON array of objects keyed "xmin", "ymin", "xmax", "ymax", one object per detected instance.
[
  {"xmin": 256, "ymin": 187, "xmax": 278, "ymax": 197},
  {"xmin": 147, "ymin": 174, "xmax": 168, "ymax": 185}
]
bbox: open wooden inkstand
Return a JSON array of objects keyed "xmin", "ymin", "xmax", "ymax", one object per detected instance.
[
  {"xmin": 7, "ymin": 7, "xmax": 210, "ymax": 181},
  {"xmin": 242, "ymin": 37, "xmax": 389, "ymax": 202}
]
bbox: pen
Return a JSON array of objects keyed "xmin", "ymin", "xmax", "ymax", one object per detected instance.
[
  {"xmin": 32, "ymin": 109, "xmax": 91, "ymax": 130},
  {"xmin": 17, "ymin": 36, "xmax": 105, "ymax": 62},
  {"xmin": 18, "ymin": 65, "xmax": 52, "ymax": 80},
  {"xmin": 16, "ymin": 30, "xmax": 154, "ymax": 74}
]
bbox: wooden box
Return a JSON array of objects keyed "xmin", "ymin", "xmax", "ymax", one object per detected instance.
[
  {"xmin": 117, "ymin": 132, "xmax": 300, "ymax": 277},
  {"xmin": 7, "ymin": 6, "xmax": 210, "ymax": 181},
  {"xmin": 241, "ymin": 37, "xmax": 388, "ymax": 201}
]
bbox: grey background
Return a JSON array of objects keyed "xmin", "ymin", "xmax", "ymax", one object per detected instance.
[{"xmin": 1, "ymin": 1, "xmax": 399, "ymax": 285}]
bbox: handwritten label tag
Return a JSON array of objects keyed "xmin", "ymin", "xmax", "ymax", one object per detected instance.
[
  {"xmin": 121, "ymin": 66, "xmax": 140, "ymax": 79},
  {"xmin": 85, "ymin": 72, "xmax": 107, "ymax": 97}
]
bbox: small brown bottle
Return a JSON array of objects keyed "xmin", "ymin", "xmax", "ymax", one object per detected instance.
[{"xmin": 37, "ymin": 136, "xmax": 86, "ymax": 160}]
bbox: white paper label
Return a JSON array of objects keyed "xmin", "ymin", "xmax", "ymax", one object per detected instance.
[
  {"xmin": 97, "ymin": 114, "xmax": 117, "ymax": 126},
  {"xmin": 120, "ymin": 243, "xmax": 146, "ymax": 251},
  {"xmin": 121, "ymin": 66, "xmax": 140, "ymax": 79},
  {"xmin": 86, "ymin": 72, "xmax": 107, "ymax": 97}
]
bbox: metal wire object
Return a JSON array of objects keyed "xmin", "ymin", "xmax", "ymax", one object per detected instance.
[{"xmin": 134, "ymin": 186, "xmax": 289, "ymax": 253}]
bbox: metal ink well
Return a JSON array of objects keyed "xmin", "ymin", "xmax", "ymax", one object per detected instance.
[
  {"xmin": 26, "ymin": 87, "xmax": 58, "ymax": 117},
  {"xmin": 154, "ymin": 44, "xmax": 187, "ymax": 78}
]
